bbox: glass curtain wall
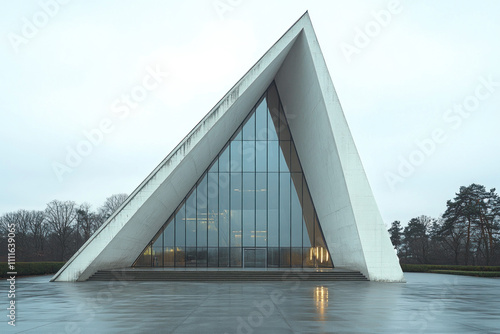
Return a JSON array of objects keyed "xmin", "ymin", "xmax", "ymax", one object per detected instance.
[{"xmin": 133, "ymin": 82, "xmax": 333, "ymax": 268}]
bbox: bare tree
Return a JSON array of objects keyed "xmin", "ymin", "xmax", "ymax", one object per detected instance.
[
  {"xmin": 99, "ymin": 193, "xmax": 128, "ymax": 220},
  {"xmin": 26, "ymin": 210, "xmax": 47, "ymax": 260},
  {"xmin": 0, "ymin": 210, "xmax": 35, "ymax": 260},
  {"xmin": 76, "ymin": 203, "xmax": 103, "ymax": 245},
  {"xmin": 45, "ymin": 200, "xmax": 76, "ymax": 261}
]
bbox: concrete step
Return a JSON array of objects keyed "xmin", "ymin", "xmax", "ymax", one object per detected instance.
[{"xmin": 87, "ymin": 270, "xmax": 368, "ymax": 281}]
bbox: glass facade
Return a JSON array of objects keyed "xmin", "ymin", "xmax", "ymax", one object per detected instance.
[{"xmin": 133, "ymin": 82, "xmax": 333, "ymax": 268}]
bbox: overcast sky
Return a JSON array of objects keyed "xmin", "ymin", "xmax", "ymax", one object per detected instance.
[{"xmin": 1, "ymin": 0, "xmax": 499, "ymax": 227}]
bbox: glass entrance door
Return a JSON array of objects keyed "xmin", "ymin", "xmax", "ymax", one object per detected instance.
[{"xmin": 244, "ymin": 248, "xmax": 266, "ymax": 268}]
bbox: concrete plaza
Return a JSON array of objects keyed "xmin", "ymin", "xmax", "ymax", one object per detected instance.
[{"xmin": 2, "ymin": 273, "xmax": 499, "ymax": 333}]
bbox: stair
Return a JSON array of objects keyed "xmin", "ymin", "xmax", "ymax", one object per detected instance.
[{"xmin": 87, "ymin": 269, "xmax": 368, "ymax": 281}]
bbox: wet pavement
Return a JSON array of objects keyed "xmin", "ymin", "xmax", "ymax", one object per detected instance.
[{"xmin": 1, "ymin": 273, "xmax": 499, "ymax": 333}]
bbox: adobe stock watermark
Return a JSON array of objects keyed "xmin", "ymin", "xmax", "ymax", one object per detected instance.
[
  {"xmin": 6, "ymin": 223, "xmax": 17, "ymax": 327},
  {"xmin": 7, "ymin": 0, "xmax": 72, "ymax": 53},
  {"xmin": 51, "ymin": 65, "xmax": 169, "ymax": 182},
  {"xmin": 339, "ymin": 0, "xmax": 403, "ymax": 63},
  {"xmin": 385, "ymin": 75, "xmax": 499, "ymax": 190},
  {"xmin": 213, "ymin": 0, "xmax": 243, "ymax": 20}
]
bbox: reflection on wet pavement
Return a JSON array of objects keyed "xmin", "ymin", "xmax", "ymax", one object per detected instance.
[{"xmin": 1, "ymin": 273, "xmax": 499, "ymax": 333}]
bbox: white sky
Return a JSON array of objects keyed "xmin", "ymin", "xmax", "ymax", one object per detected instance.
[{"xmin": 1, "ymin": 0, "xmax": 499, "ymax": 227}]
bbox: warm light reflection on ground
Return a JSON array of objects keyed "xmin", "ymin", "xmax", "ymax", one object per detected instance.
[{"xmin": 314, "ymin": 286, "xmax": 329, "ymax": 320}]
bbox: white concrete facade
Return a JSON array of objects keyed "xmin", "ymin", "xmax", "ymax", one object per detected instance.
[{"xmin": 51, "ymin": 13, "xmax": 404, "ymax": 282}]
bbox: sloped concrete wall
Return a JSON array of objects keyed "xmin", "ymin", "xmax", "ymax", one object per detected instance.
[{"xmin": 275, "ymin": 19, "xmax": 403, "ymax": 282}]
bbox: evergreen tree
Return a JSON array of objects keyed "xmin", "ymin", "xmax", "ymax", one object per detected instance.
[{"xmin": 388, "ymin": 220, "xmax": 403, "ymax": 253}]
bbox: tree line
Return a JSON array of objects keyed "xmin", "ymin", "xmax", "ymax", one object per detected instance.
[
  {"xmin": 3, "ymin": 183, "xmax": 499, "ymax": 266},
  {"xmin": 389, "ymin": 184, "xmax": 500, "ymax": 266},
  {"xmin": 0, "ymin": 194, "xmax": 128, "ymax": 262}
]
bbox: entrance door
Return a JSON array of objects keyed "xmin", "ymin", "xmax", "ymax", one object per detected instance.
[{"xmin": 243, "ymin": 248, "xmax": 266, "ymax": 268}]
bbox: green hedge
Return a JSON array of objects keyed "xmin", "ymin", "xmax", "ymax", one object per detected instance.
[
  {"xmin": 0, "ymin": 262, "xmax": 65, "ymax": 278},
  {"xmin": 428, "ymin": 270, "xmax": 500, "ymax": 278},
  {"xmin": 401, "ymin": 264, "xmax": 500, "ymax": 273}
]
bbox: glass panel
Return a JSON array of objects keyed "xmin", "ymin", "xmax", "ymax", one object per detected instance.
[
  {"xmin": 219, "ymin": 247, "xmax": 229, "ymax": 267},
  {"xmin": 135, "ymin": 245, "xmax": 151, "ymax": 266},
  {"xmin": 314, "ymin": 213, "xmax": 326, "ymax": 248},
  {"xmin": 255, "ymin": 98, "xmax": 267, "ymax": 141},
  {"xmin": 290, "ymin": 142, "xmax": 301, "ymax": 173},
  {"xmin": 267, "ymin": 84, "xmax": 280, "ymax": 141},
  {"xmin": 207, "ymin": 173, "xmax": 218, "ymax": 247},
  {"xmin": 186, "ymin": 247, "xmax": 197, "ymax": 267},
  {"xmin": 152, "ymin": 229, "xmax": 163, "ymax": 267},
  {"xmin": 242, "ymin": 112, "xmax": 255, "ymax": 141},
  {"xmin": 317, "ymin": 246, "xmax": 333, "ymax": 268},
  {"xmin": 209, "ymin": 159, "xmax": 218, "ymax": 173},
  {"xmin": 280, "ymin": 247, "xmax": 291, "ymax": 267},
  {"xmin": 185, "ymin": 189, "xmax": 197, "ymax": 247},
  {"xmin": 280, "ymin": 173, "xmax": 291, "ymax": 247},
  {"xmin": 175, "ymin": 247, "xmax": 185, "ymax": 267},
  {"xmin": 197, "ymin": 175, "xmax": 208, "ymax": 247},
  {"xmin": 230, "ymin": 248, "xmax": 242, "ymax": 267},
  {"xmin": 152, "ymin": 252, "xmax": 161, "ymax": 267},
  {"xmin": 267, "ymin": 247, "xmax": 279, "ymax": 267},
  {"xmin": 278, "ymin": 103, "xmax": 291, "ymax": 141},
  {"xmin": 219, "ymin": 144, "xmax": 230, "ymax": 172},
  {"xmin": 243, "ymin": 248, "xmax": 266, "ymax": 267},
  {"xmin": 303, "ymin": 247, "xmax": 314, "ymax": 268},
  {"xmin": 244, "ymin": 249, "xmax": 255, "ymax": 268},
  {"xmin": 255, "ymin": 248, "xmax": 266, "ymax": 268},
  {"xmin": 291, "ymin": 173, "xmax": 302, "ymax": 247},
  {"xmin": 233, "ymin": 125, "xmax": 242, "ymax": 141},
  {"xmin": 255, "ymin": 173, "xmax": 267, "ymax": 247},
  {"xmin": 230, "ymin": 173, "xmax": 242, "ymax": 247},
  {"xmin": 197, "ymin": 247, "xmax": 207, "ymax": 267},
  {"xmin": 243, "ymin": 173, "xmax": 255, "ymax": 247},
  {"xmin": 255, "ymin": 141, "xmax": 267, "ymax": 172},
  {"xmin": 164, "ymin": 247, "xmax": 175, "ymax": 267},
  {"xmin": 230, "ymin": 140, "xmax": 242, "ymax": 172},
  {"xmin": 279, "ymin": 141, "xmax": 291, "ymax": 173},
  {"xmin": 175, "ymin": 204, "xmax": 185, "ymax": 247},
  {"xmin": 219, "ymin": 172, "xmax": 230, "ymax": 247},
  {"xmin": 291, "ymin": 248, "xmax": 302, "ymax": 267},
  {"xmin": 164, "ymin": 216, "xmax": 174, "ymax": 247},
  {"xmin": 302, "ymin": 176, "xmax": 314, "ymax": 248},
  {"xmin": 268, "ymin": 141, "xmax": 279, "ymax": 172},
  {"xmin": 242, "ymin": 141, "xmax": 255, "ymax": 172},
  {"xmin": 208, "ymin": 248, "xmax": 218, "ymax": 267},
  {"xmin": 267, "ymin": 173, "xmax": 279, "ymax": 247}
]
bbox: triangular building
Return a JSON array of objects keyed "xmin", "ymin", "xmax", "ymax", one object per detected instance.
[{"xmin": 52, "ymin": 13, "xmax": 404, "ymax": 282}]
